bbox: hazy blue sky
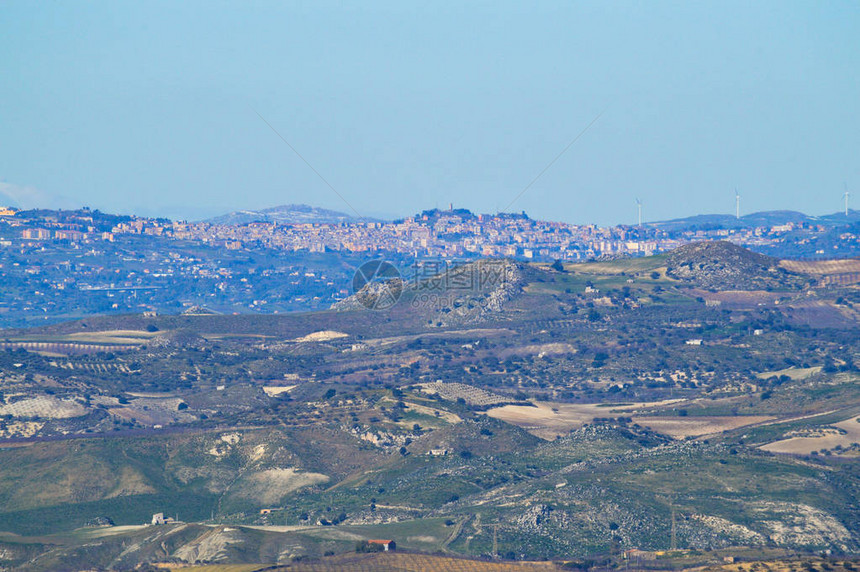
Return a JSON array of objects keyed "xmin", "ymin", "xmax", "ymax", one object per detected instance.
[{"xmin": 1, "ymin": 1, "xmax": 858, "ymax": 224}]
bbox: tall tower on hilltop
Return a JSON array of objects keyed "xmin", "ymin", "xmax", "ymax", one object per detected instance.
[{"xmin": 735, "ymin": 189, "xmax": 740, "ymax": 220}]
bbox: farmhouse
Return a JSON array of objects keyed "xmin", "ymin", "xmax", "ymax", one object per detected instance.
[
  {"xmin": 151, "ymin": 512, "xmax": 176, "ymax": 525},
  {"xmin": 624, "ymin": 549, "xmax": 656, "ymax": 560},
  {"xmin": 368, "ymin": 539, "xmax": 396, "ymax": 551}
]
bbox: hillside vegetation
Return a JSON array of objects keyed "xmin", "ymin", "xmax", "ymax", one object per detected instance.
[
  {"xmin": 1, "ymin": 243, "xmax": 860, "ymax": 569},
  {"xmin": 665, "ymin": 241, "xmax": 805, "ymax": 291}
]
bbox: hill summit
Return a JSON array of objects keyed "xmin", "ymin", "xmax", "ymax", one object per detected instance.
[
  {"xmin": 205, "ymin": 204, "xmax": 359, "ymax": 225},
  {"xmin": 648, "ymin": 209, "xmax": 860, "ymax": 231},
  {"xmin": 665, "ymin": 240, "xmax": 802, "ymax": 291}
]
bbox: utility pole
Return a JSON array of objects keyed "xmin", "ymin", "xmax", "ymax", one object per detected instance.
[
  {"xmin": 670, "ymin": 508, "xmax": 677, "ymax": 551},
  {"xmin": 493, "ymin": 523, "xmax": 499, "ymax": 559}
]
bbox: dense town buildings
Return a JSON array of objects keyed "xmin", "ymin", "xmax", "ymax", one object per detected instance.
[
  {"xmin": 0, "ymin": 205, "xmax": 857, "ymax": 328},
  {"xmin": 116, "ymin": 209, "xmax": 858, "ymax": 261}
]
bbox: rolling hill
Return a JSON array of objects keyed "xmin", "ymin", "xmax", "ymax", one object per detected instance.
[
  {"xmin": 204, "ymin": 204, "xmax": 363, "ymax": 225},
  {"xmin": 664, "ymin": 241, "xmax": 806, "ymax": 291},
  {"xmin": 647, "ymin": 209, "xmax": 860, "ymax": 231},
  {"xmin": 1, "ymin": 244, "xmax": 860, "ymax": 568}
]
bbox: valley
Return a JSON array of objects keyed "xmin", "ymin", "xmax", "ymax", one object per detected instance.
[{"xmin": 0, "ymin": 243, "xmax": 859, "ymax": 569}]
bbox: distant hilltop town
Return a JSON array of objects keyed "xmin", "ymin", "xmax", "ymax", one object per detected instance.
[
  {"xmin": 3, "ymin": 204, "xmax": 858, "ymax": 261},
  {"xmin": 0, "ymin": 204, "xmax": 858, "ymax": 330}
]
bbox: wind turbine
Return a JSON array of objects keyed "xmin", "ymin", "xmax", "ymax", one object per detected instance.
[
  {"xmin": 735, "ymin": 188, "xmax": 740, "ymax": 220},
  {"xmin": 845, "ymin": 183, "xmax": 851, "ymax": 216},
  {"xmin": 636, "ymin": 198, "xmax": 642, "ymax": 227}
]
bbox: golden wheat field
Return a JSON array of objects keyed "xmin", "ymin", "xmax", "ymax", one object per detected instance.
[
  {"xmin": 272, "ymin": 552, "xmax": 559, "ymax": 571},
  {"xmin": 700, "ymin": 559, "xmax": 860, "ymax": 572},
  {"xmin": 155, "ymin": 565, "xmax": 268, "ymax": 572},
  {"xmin": 779, "ymin": 259, "xmax": 860, "ymax": 275}
]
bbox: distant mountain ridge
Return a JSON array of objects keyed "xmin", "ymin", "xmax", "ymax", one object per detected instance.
[
  {"xmin": 204, "ymin": 204, "xmax": 362, "ymax": 225},
  {"xmin": 647, "ymin": 209, "xmax": 860, "ymax": 231},
  {"xmin": 207, "ymin": 205, "xmax": 860, "ymax": 229}
]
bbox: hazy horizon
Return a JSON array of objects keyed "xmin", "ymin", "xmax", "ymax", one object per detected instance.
[
  {"xmin": 1, "ymin": 1, "xmax": 858, "ymax": 225},
  {"xmin": 1, "ymin": 196, "xmax": 857, "ymax": 228}
]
